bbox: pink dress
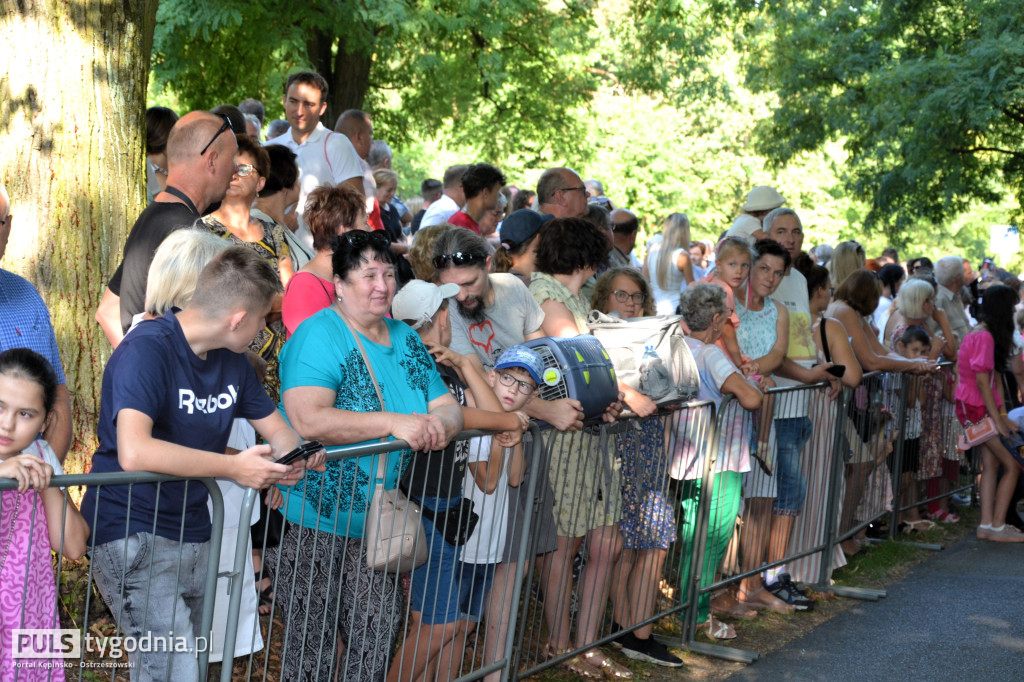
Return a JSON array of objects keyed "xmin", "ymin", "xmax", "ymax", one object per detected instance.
[{"xmin": 0, "ymin": 456, "xmax": 63, "ymax": 681}]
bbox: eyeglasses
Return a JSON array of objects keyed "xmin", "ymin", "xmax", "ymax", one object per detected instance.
[
  {"xmin": 496, "ymin": 371, "xmax": 536, "ymax": 395},
  {"xmin": 200, "ymin": 116, "xmax": 233, "ymax": 156},
  {"xmin": 611, "ymin": 290, "xmax": 645, "ymax": 305},
  {"xmin": 559, "ymin": 186, "xmax": 589, "ymax": 197},
  {"xmin": 235, "ymin": 163, "xmax": 257, "ymax": 177},
  {"xmin": 432, "ymin": 252, "xmax": 487, "ymax": 270},
  {"xmin": 341, "ymin": 230, "xmax": 391, "ymax": 249}
]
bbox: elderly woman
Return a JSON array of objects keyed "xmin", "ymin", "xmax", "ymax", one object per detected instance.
[
  {"xmin": 673, "ymin": 283, "xmax": 763, "ymax": 640},
  {"xmin": 531, "ymin": 218, "xmax": 629, "ymax": 679},
  {"xmin": 274, "ymin": 231, "xmax": 463, "ymax": 682},
  {"xmin": 281, "ymin": 184, "xmax": 368, "ymax": 336},
  {"xmin": 885, "ymin": 279, "xmax": 957, "ymax": 530},
  {"xmin": 593, "ymin": 268, "xmax": 683, "ymax": 668}
]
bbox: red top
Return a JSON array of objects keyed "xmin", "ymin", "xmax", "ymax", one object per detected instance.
[{"xmin": 447, "ymin": 210, "xmax": 480, "ymax": 234}]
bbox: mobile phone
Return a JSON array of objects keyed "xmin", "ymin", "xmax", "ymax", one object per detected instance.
[{"xmin": 275, "ymin": 440, "xmax": 323, "ymax": 466}]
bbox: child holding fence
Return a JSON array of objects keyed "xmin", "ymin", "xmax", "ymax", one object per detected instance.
[
  {"xmin": 451, "ymin": 346, "xmax": 541, "ymax": 681},
  {"xmin": 0, "ymin": 348, "xmax": 89, "ymax": 682},
  {"xmin": 389, "ymin": 281, "xmax": 529, "ymax": 682},
  {"xmin": 954, "ymin": 284, "xmax": 1024, "ymax": 542}
]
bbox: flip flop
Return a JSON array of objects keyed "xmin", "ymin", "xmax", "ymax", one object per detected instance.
[{"xmin": 704, "ymin": 616, "xmax": 736, "ymax": 641}]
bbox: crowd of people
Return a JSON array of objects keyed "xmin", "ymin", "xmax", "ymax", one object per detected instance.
[{"xmin": 2, "ymin": 68, "xmax": 1024, "ymax": 681}]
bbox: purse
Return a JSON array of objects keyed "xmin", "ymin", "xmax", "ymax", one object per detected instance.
[
  {"xmin": 957, "ymin": 411, "xmax": 1000, "ymax": 450},
  {"xmin": 419, "ymin": 498, "xmax": 479, "ymax": 547},
  {"xmin": 342, "ymin": 315, "xmax": 428, "ymax": 573}
]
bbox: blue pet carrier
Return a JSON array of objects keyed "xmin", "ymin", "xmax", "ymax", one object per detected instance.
[{"xmin": 524, "ymin": 335, "xmax": 619, "ymax": 422}]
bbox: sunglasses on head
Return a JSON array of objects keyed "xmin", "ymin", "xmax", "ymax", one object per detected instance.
[
  {"xmin": 432, "ymin": 252, "xmax": 487, "ymax": 270},
  {"xmin": 341, "ymin": 230, "xmax": 391, "ymax": 249},
  {"xmin": 200, "ymin": 115, "xmax": 233, "ymax": 156}
]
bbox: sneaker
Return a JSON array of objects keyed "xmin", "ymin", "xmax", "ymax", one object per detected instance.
[
  {"xmin": 927, "ymin": 509, "xmax": 960, "ymax": 524},
  {"xmin": 618, "ymin": 633, "xmax": 685, "ymax": 668},
  {"xmin": 766, "ymin": 574, "xmax": 814, "ymax": 611},
  {"xmin": 980, "ymin": 524, "xmax": 1024, "ymax": 543}
]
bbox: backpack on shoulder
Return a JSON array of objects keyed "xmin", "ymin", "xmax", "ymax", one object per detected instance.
[{"xmin": 587, "ymin": 310, "xmax": 699, "ymax": 405}]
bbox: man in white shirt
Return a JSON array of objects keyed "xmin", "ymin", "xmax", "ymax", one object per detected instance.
[
  {"xmin": 267, "ymin": 72, "xmax": 364, "ymax": 251},
  {"xmin": 419, "ymin": 164, "xmax": 468, "ymax": 228}
]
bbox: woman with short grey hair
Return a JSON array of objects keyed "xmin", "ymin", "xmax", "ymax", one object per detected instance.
[{"xmin": 674, "ymin": 282, "xmax": 764, "ymax": 640}]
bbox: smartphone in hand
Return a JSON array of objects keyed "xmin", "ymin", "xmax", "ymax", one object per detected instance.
[{"xmin": 275, "ymin": 440, "xmax": 323, "ymax": 466}]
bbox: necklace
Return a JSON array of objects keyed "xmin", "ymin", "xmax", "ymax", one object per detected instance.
[{"xmin": 0, "ymin": 491, "xmax": 23, "ymax": 574}]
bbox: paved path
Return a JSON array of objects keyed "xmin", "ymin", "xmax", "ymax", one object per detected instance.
[{"xmin": 729, "ymin": 534, "xmax": 1024, "ymax": 680}]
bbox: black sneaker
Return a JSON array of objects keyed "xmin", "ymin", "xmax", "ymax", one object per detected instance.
[
  {"xmin": 766, "ymin": 574, "xmax": 813, "ymax": 611},
  {"xmin": 619, "ymin": 633, "xmax": 685, "ymax": 668}
]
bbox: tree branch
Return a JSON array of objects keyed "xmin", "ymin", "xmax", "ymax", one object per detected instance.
[{"xmin": 949, "ymin": 145, "xmax": 1024, "ymax": 158}]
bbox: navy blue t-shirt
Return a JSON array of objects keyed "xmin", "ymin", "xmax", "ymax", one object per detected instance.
[{"xmin": 81, "ymin": 310, "xmax": 276, "ymax": 545}]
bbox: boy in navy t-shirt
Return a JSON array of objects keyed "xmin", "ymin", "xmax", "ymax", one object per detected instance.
[{"xmin": 82, "ymin": 247, "xmax": 322, "ymax": 681}]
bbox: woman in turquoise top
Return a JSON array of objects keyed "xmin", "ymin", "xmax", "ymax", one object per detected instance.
[{"xmin": 273, "ymin": 230, "xmax": 462, "ymax": 682}]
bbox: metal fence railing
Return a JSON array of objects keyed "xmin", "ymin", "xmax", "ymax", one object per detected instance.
[{"xmin": 2, "ymin": 369, "xmax": 978, "ymax": 679}]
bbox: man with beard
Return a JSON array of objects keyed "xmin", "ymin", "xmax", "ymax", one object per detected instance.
[{"xmin": 433, "ymin": 227, "xmax": 583, "ymax": 432}]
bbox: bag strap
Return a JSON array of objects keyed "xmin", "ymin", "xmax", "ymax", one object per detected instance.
[
  {"xmin": 337, "ymin": 311, "xmax": 389, "ymax": 482},
  {"xmin": 819, "ymin": 316, "xmax": 833, "ymax": 364}
]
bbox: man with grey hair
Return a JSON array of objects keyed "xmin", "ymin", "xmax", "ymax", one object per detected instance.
[
  {"xmin": 755, "ymin": 207, "xmax": 838, "ymax": 609},
  {"xmin": 537, "ymin": 167, "xmax": 589, "ymax": 219},
  {"xmin": 0, "ymin": 184, "xmax": 73, "ymax": 463},
  {"xmin": 934, "ymin": 255, "xmax": 971, "ymax": 346}
]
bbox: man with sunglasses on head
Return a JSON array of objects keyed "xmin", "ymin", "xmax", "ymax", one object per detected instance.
[
  {"xmin": 95, "ymin": 111, "xmax": 239, "ymax": 347},
  {"xmin": 267, "ymin": 71, "xmax": 364, "ymax": 254},
  {"xmin": 536, "ymin": 167, "xmax": 590, "ymax": 219},
  {"xmin": 432, "ymin": 227, "xmax": 585, "ymax": 433}
]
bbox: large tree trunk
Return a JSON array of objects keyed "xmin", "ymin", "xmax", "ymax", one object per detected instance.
[
  {"xmin": 307, "ymin": 30, "xmax": 374, "ymax": 128},
  {"xmin": 1, "ymin": 0, "xmax": 158, "ymax": 473}
]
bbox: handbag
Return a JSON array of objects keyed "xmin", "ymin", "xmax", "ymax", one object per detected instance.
[
  {"xmin": 956, "ymin": 406, "xmax": 1000, "ymax": 451},
  {"xmin": 342, "ymin": 314, "xmax": 428, "ymax": 573},
  {"xmin": 419, "ymin": 498, "xmax": 479, "ymax": 547}
]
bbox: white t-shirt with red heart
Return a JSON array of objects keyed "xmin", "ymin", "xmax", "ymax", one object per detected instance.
[{"xmin": 449, "ymin": 273, "xmax": 546, "ymax": 370}]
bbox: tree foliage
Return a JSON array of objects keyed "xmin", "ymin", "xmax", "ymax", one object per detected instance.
[
  {"xmin": 723, "ymin": 0, "xmax": 1024, "ymax": 243},
  {"xmin": 152, "ymin": 0, "xmax": 600, "ymax": 165}
]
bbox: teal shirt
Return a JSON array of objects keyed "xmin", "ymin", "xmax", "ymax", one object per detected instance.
[{"xmin": 278, "ymin": 309, "xmax": 449, "ymax": 536}]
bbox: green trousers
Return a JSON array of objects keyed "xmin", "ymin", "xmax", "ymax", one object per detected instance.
[{"xmin": 678, "ymin": 471, "xmax": 742, "ymax": 624}]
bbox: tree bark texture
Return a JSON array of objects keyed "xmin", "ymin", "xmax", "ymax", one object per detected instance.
[
  {"xmin": 1, "ymin": 0, "xmax": 158, "ymax": 473},
  {"xmin": 308, "ymin": 29, "xmax": 373, "ymax": 127}
]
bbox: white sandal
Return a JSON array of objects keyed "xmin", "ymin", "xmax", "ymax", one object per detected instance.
[{"xmin": 705, "ymin": 616, "xmax": 736, "ymax": 640}]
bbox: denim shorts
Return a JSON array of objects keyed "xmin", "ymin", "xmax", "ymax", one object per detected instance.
[
  {"xmin": 773, "ymin": 417, "xmax": 812, "ymax": 515},
  {"xmin": 458, "ymin": 562, "xmax": 497, "ymax": 622},
  {"xmin": 410, "ymin": 496, "xmax": 465, "ymax": 624}
]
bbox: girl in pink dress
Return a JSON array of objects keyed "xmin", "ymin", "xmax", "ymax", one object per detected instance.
[{"xmin": 0, "ymin": 349, "xmax": 89, "ymax": 681}]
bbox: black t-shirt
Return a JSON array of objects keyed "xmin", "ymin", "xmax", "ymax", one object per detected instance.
[
  {"xmin": 108, "ymin": 201, "xmax": 198, "ymax": 332},
  {"xmin": 380, "ymin": 203, "xmax": 404, "ymax": 243},
  {"xmin": 401, "ymin": 364, "xmax": 469, "ymax": 499},
  {"xmin": 410, "ymin": 209, "xmax": 426, "ymax": 236}
]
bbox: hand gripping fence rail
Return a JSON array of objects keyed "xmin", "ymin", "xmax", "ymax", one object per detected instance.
[{"xmin": 2, "ymin": 376, "xmax": 977, "ymax": 680}]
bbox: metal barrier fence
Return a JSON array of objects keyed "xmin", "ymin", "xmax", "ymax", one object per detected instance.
[
  {"xmin": 0, "ymin": 471, "xmax": 226, "ymax": 682},
  {"xmin": 510, "ymin": 401, "xmax": 716, "ymax": 678},
  {"xmin": 2, "ymin": 368, "xmax": 977, "ymax": 680}
]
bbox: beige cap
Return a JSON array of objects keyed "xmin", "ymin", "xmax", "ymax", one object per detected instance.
[
  {"xmin": 391, "ymin": 280, "xmax": 459, "ymax": 330},
  {"xmin": 741, "ymin": 185, "xmax": 786, "ymax": 212}
]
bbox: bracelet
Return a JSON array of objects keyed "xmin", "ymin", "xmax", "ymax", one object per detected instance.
[{"xmin": 1000, "ymin": 412, "xmax": 1008, "ymax": 416}]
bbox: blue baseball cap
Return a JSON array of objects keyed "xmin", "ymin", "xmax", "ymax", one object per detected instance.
[{"xmin": 494, "ymin": 345, "xmax": 545, "ymax": 386}]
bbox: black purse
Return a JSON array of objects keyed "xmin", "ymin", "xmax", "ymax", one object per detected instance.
[{"xmin": 420, "ymin": 498, "xmax": 479, "ymax": 547}]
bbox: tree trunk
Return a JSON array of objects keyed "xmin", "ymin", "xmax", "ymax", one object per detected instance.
[
  {"xmin": 1, "ymin": 0, "xmax": 158, "ymax": 473},
  {"xmin": 307, "ymin": 30, "xmax": 374, "ymax": 128}
]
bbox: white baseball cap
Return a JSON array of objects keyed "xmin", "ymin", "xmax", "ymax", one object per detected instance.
[
  {"xmin": 391, "ymin": 280, "xmax": 459, "ymax": 330},
  {"xmin": 741, "ymin": 185, "xmax": 786, "ymax": 212}
]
